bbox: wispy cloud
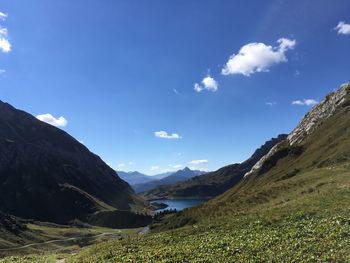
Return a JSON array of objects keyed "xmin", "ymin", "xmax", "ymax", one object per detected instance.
[
  {"xmin": 115, "ymin": 161, "xmax": 135, "ymax": 170},
  {"xmin": 150, "ymin": 166, "xmax": 159, "ymax": 171},
  {"xmin": 189, "ymin": 159, "xmax": 208, "ymax": 165},
  {"xmin": 0, "ymin": 12, "xmax": 7, "ymax": 21},
  {"xmin": 335, "ymin": 21, "xmax": 350, "ymax": 35},
  {"xmin": 221, "ymin": 38, "xmax": 296, "ymax": 76},
  {"xmin": 0, "ymin": 69, "xmax": 5, "ymax": 74},
  {"xmin": 194, "ymin": 75, "xmax": 219, "ymax": 92},
  {"xmin": 266, "ymin": 101, "xmax": 277, "ymax": 106},
  {"xmin": 0, "ymin": 11, "xmax": 11, "ymax": 53},
  {"xmin": 36, "ymin": 113, "xmax": 68, "ymax": 127},
  {"xmin": 292, "ymin": 99, "xmax": 318, "ymax": 106},
  {"xmin": 168, "ymin": 164, "xmax": 183, "ymax": 169},
  {"xmin": 154, "ymin": 130, "xmax": 182, "ymax": 139},
  {"xmin": 189, "ymin": 166, "xmax": 209, "ymax": 172}
]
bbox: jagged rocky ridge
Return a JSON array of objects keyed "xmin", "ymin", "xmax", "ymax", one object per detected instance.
[{"xmin": 156, "ymin": 81, "xmax": 350, "ymax": 231}]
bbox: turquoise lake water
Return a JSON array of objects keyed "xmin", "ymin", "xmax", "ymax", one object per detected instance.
[{"xmin": 152, "ymin": 199, "xmax": 208, "ymax": 212}]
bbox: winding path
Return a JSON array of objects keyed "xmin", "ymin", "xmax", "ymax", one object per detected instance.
[{"xmin": 0, "ymin": 232, "xmax": 121, "ymax": 252}]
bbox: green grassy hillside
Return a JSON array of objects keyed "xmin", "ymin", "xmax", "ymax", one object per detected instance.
[
  {"xmin": 41, "ymin": 164, "xmax": 350, "ymax": 262},
  {"xmin": 0, "ymin": 218, "xmax": 142, "ymax": 260}
]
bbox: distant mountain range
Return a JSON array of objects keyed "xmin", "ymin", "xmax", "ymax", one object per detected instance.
[
  {"xmin": 0, "ymin": 101, "xmax": 149, "ymax": 227},
  {"xmin": 117, "ymin": 171, "xmax": 156, "ymax": 185},
  {"xmin": 144, "ymin": 134, "xmax": 287, "ymax": 199},
  {"xmin": 117, "ymin": 170, "xmax": 172, "ymax": 186},
  {"xmin": 130, "ymin": 167, "xmax": 207, "ymax": 193}
]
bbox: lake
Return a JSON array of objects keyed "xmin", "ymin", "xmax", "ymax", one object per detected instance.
[{"xmin": 152, "ymin": 199, "xmax": 208, "ymax": 212}]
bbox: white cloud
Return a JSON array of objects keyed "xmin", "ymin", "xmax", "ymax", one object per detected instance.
[
  {"xmin": 128, "ymin": 161, "xmax": 135, "ymax": 165},
  {"xmin": 335, "ymin": 21, "xmax": 350, "ymax": 35},
  {"xmin": 221, "ymin": 38, "xmax": 296, "ymax": 76},
  {"xmin": 194, "ymin": 83, "xmax": 203, "ymax": 92},
  {"xmin": 0, "ymin": 69, "xmax": 5, "ymax": 74},
  {"xmin": 36, "ymin": 113, "xmax": 68, "ymax": 127},
  {"xmin": 154, "ymin": 130, "xmax": 182, "ymax": 139},
  {"xmin": 189, "ymin": 159, "xmax": 208, "ymax": 165},
  {"xmin": 118, "ymin": 163, "xmax": 126, "ymax": 168},
  {"xmin": 150, "ymin": 166, "xmax": 159, "ymax": 171},
  {"xmin": 266, "ymin": 101, "xmax": 277, "ymax": 106},
  {"xmin": 0, "ymin": 26, "xmax": 7, "ymax": 37},
  {"xmin": 0, "ymin": 12, "xmax": 10, "ymax": 53},
  {"xmin": 168, "ymin": 164, "xmax": 183, "ymax": 169},
  {"xmin": 189, "ymin": 166, "xmax": 209, "ymax": 172},
  {"xmin": 194, "ymin": 75, "xmax": 218, "ymax": 92},
  {"xmin": 0, "ymin": 38, "xmax": 11, "ymax": 53},
  {"xmin": 292, "ymin": 99, "xmax": 318, "ymax": 106},
  {"xmin": 0, "ymin": 12, "xmax": 7, "ymax": 21}
]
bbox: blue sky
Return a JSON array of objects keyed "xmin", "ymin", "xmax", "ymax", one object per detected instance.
[{"xmin": 0, "ymin": 0, "xmax": 349, "ymax": 175}]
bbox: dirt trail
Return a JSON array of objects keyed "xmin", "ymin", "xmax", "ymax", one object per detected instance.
[{"xmin": 0, "ymin": 232, "xmax": 121, "ymax": 252}]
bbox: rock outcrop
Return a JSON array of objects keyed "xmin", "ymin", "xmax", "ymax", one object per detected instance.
[
  {"xmin": 245, "ymin": 82, "xmax": 350, "ymax": 178},
  {"xmin": 287, "ymin": 83, "xmax": 350, "ymax": 145}
]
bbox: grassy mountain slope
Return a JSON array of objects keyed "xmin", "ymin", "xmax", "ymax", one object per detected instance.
[
  {"xmin": 200, "ymin": 82, "xmax": 350, "ymax": 218},
  {"xmin": 145, "ymin": 134, "xmax": 287, "ymax": 199},
  {"xmin": 0, "ymin": 211, "xmax": 142, "ymax": 259},
  {"xmin": 0, "ymin": 101, "xmax": 148, "ymax": 226},
  {"xmin": 61, "ymin": 163, "xmax": 350, "ymax": 262}
]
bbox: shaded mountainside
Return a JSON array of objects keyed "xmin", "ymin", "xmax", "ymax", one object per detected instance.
[
  {"xmin": 0, "ymin": 211, "xmax": 27, "ymax": 236},
  {"xmin": 133, "ymin": 167, "xmax": 206, "ymax": 193},
  {"xmin": 0, "ymin": 101, "xmax": 147, "ymax": 225},
  {"xmin": 158, "ymin": 82, "xmax": 350, "ymax": 228},
  {"xmin": 145, "ymin": 134, "xmax": 287, "ymax": 199},
  {"xmin": 117, "ymin": 171, "xmax": 156, "ymax": 185}
]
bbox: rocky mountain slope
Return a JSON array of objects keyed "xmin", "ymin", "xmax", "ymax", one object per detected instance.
[
  {"xmin": 145, "ymin": 134, "xmax": 287, "ymax": 199},
  {"xmin": 159, "ymin": 82, "xmax": 350, "ymax": 226},
  {"xmin": 0, "ymin": 101, "xmax": 147, "ymax": 225}
]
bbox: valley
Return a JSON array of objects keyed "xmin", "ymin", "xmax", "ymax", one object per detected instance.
[
  {"xmin": 1, "ymin": 82, "xmax": 350, "ymax": 262},
  {"xmin": 0, "ymin": 2, "xmax": 349, "ymax": 260}
]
